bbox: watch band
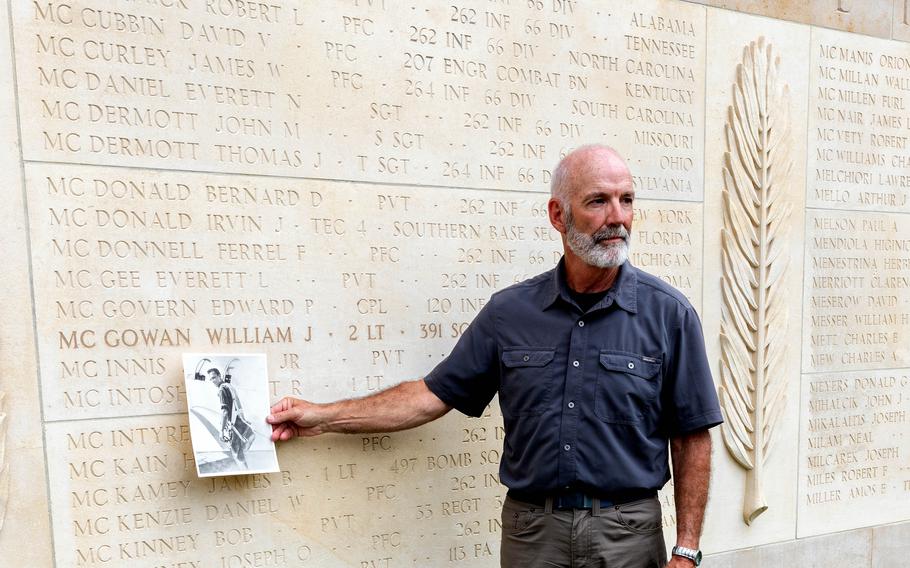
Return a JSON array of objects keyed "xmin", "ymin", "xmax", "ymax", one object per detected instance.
[{"xmin": 672, "ymin": 545, "xmax": 702, "ymax": 566}]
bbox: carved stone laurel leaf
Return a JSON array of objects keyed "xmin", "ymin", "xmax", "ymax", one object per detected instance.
[{"xmin": 719, "ymin": 37, "xmax": 792, "ymax": 526}]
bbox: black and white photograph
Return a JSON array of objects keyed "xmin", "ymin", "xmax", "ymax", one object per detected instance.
[{"xmin": 183, "ymin": 353, "xmax": 279, "ymax": 477}]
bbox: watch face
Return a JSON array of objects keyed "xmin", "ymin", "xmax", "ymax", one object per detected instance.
[{"xmin": 695, "ymin": 550, "xmax": 703, "ymax": 565}]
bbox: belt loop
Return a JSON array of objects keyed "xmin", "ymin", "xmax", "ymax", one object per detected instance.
[
  {"xmin": 544, "ymin": 497, "xmax": 554, "ymax": 514},
  {"xmin": 592, "ymin": 498, "xmax": 601, "ymax": 517}
]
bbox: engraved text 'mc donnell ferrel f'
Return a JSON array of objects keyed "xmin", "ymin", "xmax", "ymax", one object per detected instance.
[{"xmin": 719, "ymin": 37, "xmax": 793, "ymax": 526}]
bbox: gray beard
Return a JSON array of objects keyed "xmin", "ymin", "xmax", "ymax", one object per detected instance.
[{"xmin": 565, "ymin": 212, "xmax": 630, "ymax": 269}]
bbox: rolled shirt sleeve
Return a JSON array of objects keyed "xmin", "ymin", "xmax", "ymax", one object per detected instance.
[
  {"xmin": 424, "ymin": 301, "xmax": 500, "ymax": 418},
  {"xmin": 661, "ymin": 304, "xmax": 723, "ymax": 435}
]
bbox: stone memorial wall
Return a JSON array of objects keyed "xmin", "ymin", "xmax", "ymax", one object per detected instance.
[{"xmin": 0, "ymin": 0, "xmax": 907, "ymax": 566}]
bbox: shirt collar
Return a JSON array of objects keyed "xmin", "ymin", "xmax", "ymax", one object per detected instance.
[{"xmin": 542, "ymin": 258, "xmax": 639, "ymax": 314}]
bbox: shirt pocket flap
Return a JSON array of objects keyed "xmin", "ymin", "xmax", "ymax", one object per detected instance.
[
  {"xmin": 599, "ymin": 352, "xmax": 661, "ymax": 379},
  {"xmin": 502, "ymin": 349, "xmax": 555, "ymax": 368}
]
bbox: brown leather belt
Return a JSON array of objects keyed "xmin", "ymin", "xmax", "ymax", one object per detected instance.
[{"xmin": 507, "ymin": 488, "xmax": 657, "ymax": 510}]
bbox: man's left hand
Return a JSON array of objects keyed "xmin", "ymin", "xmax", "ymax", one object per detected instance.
[{"xmin": 665, "ymin": 556, "xmax": 696, "ymax": 568}]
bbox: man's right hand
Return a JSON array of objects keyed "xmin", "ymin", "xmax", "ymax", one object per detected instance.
[
  {"xmin": 267, "ymin": 397, "xmax": 325, "ymax": 441},
  {"xmin": 267, "ymin": 380, "xmax": 450, "ymax": 441}
]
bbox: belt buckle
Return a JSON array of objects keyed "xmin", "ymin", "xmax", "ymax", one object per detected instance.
[
  {"xmin": 556, "ymin": 493, "xmax": 590, "ymax": 509},
  {"xmin": 558, "ymin": 494, "xmax": 617, "ymax": 509}
]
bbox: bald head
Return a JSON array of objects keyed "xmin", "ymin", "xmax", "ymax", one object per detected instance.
[{"xmin": 550, "ymin": 144, "xmax": 632, "ymax": 208}]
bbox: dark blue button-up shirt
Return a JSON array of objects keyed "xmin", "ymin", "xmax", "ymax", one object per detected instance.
[{"xmin": 424, "ymin": 260, "xmax": 722, "ymax": 494}]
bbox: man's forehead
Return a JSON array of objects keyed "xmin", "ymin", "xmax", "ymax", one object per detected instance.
[
  {"xmin": 571, "ymin": 188, "xmax": 635, "ymax": 206},
  {"xmin": 571, "ymin": 171, "xmax": 634, "ymax": 196}
]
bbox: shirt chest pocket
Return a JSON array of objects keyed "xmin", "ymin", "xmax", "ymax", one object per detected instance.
[
  {"xmin": 499, "ymin": 348, "xmax": 556, "ymax": 417},
  {"xmin": 594, "ymin": 351, "xmax": 662, "ymax": 424}
]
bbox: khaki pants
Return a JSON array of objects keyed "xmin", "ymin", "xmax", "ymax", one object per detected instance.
[{"xmin": 500, "ymin": 495, "xmax": 667, "ymax": 568}]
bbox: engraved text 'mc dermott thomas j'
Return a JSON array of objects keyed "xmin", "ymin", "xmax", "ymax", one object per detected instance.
[{"xmin": 719, "ymin": 37, "xmax": 794, "ymax": 526}]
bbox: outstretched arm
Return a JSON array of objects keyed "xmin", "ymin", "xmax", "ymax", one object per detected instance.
[
  {"xmin": 268, "ymin": 379, "xmax": 451, "ymax": 441},
  {"xmin": 667, "ymin": 429, "xmax": 712, "ymax": 567}
]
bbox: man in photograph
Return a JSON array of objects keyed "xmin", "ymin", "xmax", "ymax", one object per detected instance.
[{"xmin": 208, "ymin": 367, "xmax": 254, "ymax": 465}]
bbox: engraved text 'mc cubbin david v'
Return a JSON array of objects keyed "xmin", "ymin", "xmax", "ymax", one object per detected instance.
[{"xmin": 718, "ymin": 37, "xmax": 793, "ymax": 526}]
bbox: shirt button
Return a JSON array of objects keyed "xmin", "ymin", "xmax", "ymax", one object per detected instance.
[
  {"xmin": 564, "ymin": 444, "xmax": 571, "ymax": 451},
  {"xmin": 572, "ymin": 360, "xmax": 580, "ymax": 367},
  {"xmin": 567, "ymin": 401, "xmax": 575, "ymax": 409},
  {"xmin": 578, "ymin": 321, "xmax": 585, "ymax": 327},
  {"xmin": 628, "ymin": 362, "xmax": 635, "ymax": 370}
]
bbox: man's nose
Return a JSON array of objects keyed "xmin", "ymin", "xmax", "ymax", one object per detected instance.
[{"xmin": 604, "ymin": 197, "xmax": 625, "ymax": 225}]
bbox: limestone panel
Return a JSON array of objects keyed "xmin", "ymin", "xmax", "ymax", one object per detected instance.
[
  {"xmin": 894, "ymin": 0, "xmax": 910, "ymax": 42},
  {"xmin": 705, "ymin": 526, "xmax": 872, "ymax": 567},
  {"xmin": 803, "ymin": 209, "xmax": 910, "ymax": 373},
  {"xmin": 697, "ymin": 8, "xmax": 809, "ymax": 551},
  {"xmin": 683, "ymin": 1, "xmax": 808, "ymax": 25},
  {"xmin": 0, "ymin": 0, "xmax": 53, "ymax": 562},
  {"xmin": 22, "ymin": 164, "xmax": 538, "ymax": 422},
  {"xmin": 807, "ymin": 26, "xmax": 910, "ymax": 213},
  {"xmin": 48, "ymin": 413, "xmax": 511, "ymax": 568},
  {"xmin": 686, "ymin": 0, "xmax": 891, "ymax": 38},
  {"xmin": 871, "ymin": 521, "xmax": 910, "ymax": 567},
  {"xmin": 801, "ymin": 1, "xmax": 891, "ymax": 38},
  {"xmin": 797, "ymin": 368, "xmax": 910, "ymax": 536},
  {"xmin": 13, "ymin": 0, "xmax": 706, "ymax": 200},
  {"xmin": 26, "ymin": 162, "xmax": 702, "ymax": 424}
]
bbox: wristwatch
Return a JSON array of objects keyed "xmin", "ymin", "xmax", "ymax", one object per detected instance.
[{"xmin": 671, "ymin": 545, "xmax": 702, "ymax": 566}]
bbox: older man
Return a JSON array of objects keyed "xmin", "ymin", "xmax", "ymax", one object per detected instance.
[{"xmin": 269, "ymin": 145, "xmax": 722, "ymax": 568}]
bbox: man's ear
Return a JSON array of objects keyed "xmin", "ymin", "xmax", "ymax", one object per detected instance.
[{"xmin": 548, "ymin": 198, "xmax": 567, "ymax": 235}]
